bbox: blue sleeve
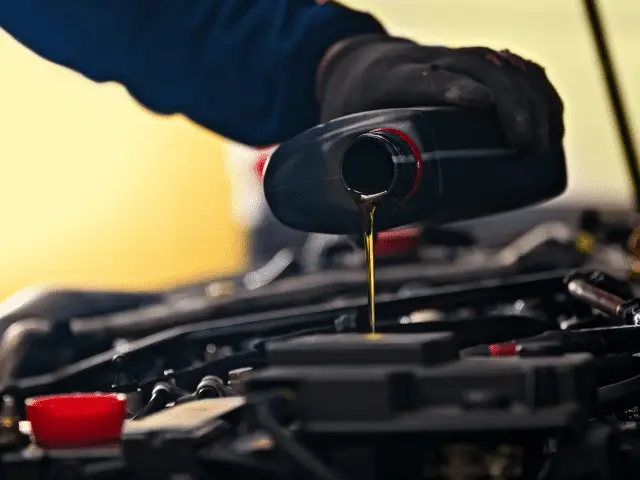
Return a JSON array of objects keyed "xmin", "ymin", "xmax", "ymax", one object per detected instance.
[{"xmin": 0, "ymin": 0, "xmax": 384, "ymax": 146}]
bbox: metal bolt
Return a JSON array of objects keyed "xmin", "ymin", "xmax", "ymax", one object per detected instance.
[
  {"xmin": 228, "ymin": 367, "xmax": 253, "ymax": 394},
  {"xmin": 0, "ymin": 395, "xmax": 21, "ymax": 446},
  {"xmin": 204, "ymin": 344, "xmax": 218, "ymax": 361}
]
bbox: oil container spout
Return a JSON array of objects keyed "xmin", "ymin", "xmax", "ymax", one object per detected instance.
[{"xmin": 341, "ymin": 129, "xmax": 422, "ymax": 204}]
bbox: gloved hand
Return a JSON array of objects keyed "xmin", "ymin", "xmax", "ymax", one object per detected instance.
[{"xmin": 317, "ymin": 35, "xmax": 564, "ymax": 152}]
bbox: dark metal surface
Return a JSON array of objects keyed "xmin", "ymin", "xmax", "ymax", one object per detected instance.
[{"xmin": 1, "ymin": 269, "xmax": 568, "ymax": 397}]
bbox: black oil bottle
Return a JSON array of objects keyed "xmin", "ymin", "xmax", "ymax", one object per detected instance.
[{"xmin": 262, "ymin": 107, "xmax": 567, "ymax": 236}]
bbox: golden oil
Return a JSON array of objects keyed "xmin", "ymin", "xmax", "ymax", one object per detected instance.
[{"xmin": 360, "ymin": 203, "xmax": 377, "ymax": 333}]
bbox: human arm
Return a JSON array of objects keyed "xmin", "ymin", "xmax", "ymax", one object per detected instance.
[
  {"xmin": 0, "ymin": 0, "xmax": 385, "ymax": 146},
  {"xmin": 0, "ymin": 0, "xmax": 563, "ymax": 150}
]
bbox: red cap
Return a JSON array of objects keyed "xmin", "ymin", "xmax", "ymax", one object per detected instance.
[
  {"xmin": 374, "ymin": 227, "xmax": 421, "ymax": 256},
  {"xmin": 26, "ymin": 393, "xmax": 127, "ymax": 449},
  {"xmin": 488, "ymin": 341, "xmax": 518, "ymax": 357}
]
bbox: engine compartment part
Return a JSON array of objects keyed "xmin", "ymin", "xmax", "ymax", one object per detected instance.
[
  {"xmin": 25, "ymin": 393, "xmax": 127, "ymax": 449},
  {"xmin": 247, "ymin": 333, "xmax": 596, "ymax": 433},
  {"xmin": 2, "ymin": 268, "xmax": 640, "ymax": 479}
]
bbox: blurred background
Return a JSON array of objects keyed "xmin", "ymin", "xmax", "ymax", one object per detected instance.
[{"xmin": 0, "ymin": 0, "xmax": 637, "ymax": 301}]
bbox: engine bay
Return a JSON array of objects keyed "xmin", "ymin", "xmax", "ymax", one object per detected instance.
[{"xmin": 3, "ymin": 245, "xmax": 640, "ymax": 479}]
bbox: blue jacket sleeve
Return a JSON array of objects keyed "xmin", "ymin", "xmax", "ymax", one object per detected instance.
[{"xmin": 0, "ymin": 0, "xmax": 384, "ymax": 146}]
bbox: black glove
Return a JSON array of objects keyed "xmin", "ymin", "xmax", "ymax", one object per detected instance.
[{"xmin": 317, "ymin": 34, "xmax": 564, "ymax": 152}]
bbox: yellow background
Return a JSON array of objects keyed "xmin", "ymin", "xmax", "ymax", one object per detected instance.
[{"xmin": 0, "ymin": 0, "xmax": 638, "ymax": 300}]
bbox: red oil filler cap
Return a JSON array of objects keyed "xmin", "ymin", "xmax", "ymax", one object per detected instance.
[
  {"xmin": 26, "ymin": 393, "xmax": 127, "ymax": 448},
  {"xmin": 374, "ymin": 227, "xmax": 421, "ymax": 257}
]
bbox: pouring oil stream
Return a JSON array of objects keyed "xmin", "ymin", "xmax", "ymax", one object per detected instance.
[
  {"xmin": 360, "ymin": 203, "xmax": 377, "ymax": 333},
  {"xmin": 341, "ymin": 129, "xmax": 422, "ymax": 333}
]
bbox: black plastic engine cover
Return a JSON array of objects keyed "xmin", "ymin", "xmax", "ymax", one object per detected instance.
[{"xmin": 247, "ymin": 333, "xmax": 596, "ymax": 434}]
